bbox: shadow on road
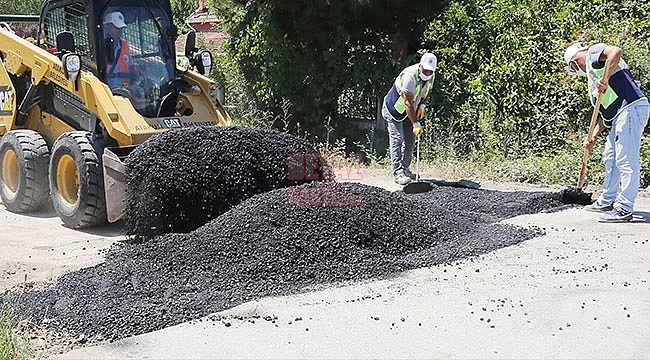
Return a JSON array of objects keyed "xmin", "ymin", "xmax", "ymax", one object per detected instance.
[
  {"xmin": 632, "ymin": 211, "xmax": 650, "ymax": 223},
  {"xmin": 1, "ymin": 200, "xmax": 125, "ymax": 237},
  {"xmin": 0, "ymin": 201, "xmax": 59, "ymax": 219},
  {"xmin": 62, "ymin": 220, "xmax": 125, "ymax": 237}
]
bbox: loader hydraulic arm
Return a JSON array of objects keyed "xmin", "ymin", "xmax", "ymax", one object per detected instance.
[{"xmin": 0, "ymin": 28, "xmax": 71, "ymax": 88}]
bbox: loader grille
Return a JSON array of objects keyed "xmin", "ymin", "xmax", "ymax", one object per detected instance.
[{"xmin": 51, "ymin": 84, "xmax": 96, "ymax": 132}]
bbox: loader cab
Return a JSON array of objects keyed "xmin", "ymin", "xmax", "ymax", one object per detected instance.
[
  {"xmin": 39, "ymin": 0, "xmax": 180, "ymax": 118},
  {"xmin": 98, "ymin": 2, "xmax": 178, "ymax": 118}
]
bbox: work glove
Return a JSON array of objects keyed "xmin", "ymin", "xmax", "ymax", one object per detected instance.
[
  {"xmin": 412, "ymin": 121, "xmax": 423, "ymax": 136},
  {"xmin": 416, "ymin": 104, "xmax": 425, "ymax": 120}
]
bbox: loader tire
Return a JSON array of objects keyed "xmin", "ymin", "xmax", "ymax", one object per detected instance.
[
  {"xmin": 49, "ymin": 132, "xmax": 107, "ymax": 228},
  {"xmin": 0, "ymin": 130, "xmax": 50, "ymax": 212}
]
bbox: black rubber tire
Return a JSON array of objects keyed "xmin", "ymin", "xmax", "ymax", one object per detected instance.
[
  {"xmin": 0, "ymin": 130, "xmax": 50, "ymax": 212},
  {"xmin": 49, "ymin": 131, "xmax": 107, "ymax": 228}
]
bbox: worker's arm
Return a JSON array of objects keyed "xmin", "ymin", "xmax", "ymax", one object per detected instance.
[
  {"xmin": 404, "ymin": 91, "xmax": 418, "ymax": 124},
  {"xmin": 596, "ymin": 45, "xmax": 622, "ymax": 93},
  {"xmin": 405, "ymin": 91, "xmax": 423, "ymax": 135}
]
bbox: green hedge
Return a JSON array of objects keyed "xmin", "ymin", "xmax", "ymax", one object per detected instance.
[
  {"xmin": 422, "ymin": 0, "xmax": 650, "ymax": 155},
  {"xmin": 417, "ymin": 0, "xmax": 650, "ymax": 185},
  {"xmin": 214, "ymin": 0, "xmax": 650, "ymax": 186}
]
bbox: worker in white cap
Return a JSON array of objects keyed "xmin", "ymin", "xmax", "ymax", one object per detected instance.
[
  {"xmin": 103, "ymin": 10, "xmax": 131, "ymax": 89},
  {"xmin": 382, "ymin": 52, "xmax": 437, "ymax": 185},
  {"xmin": 564, "ymin": 42, "xmax": 649, "ymax": 222}
]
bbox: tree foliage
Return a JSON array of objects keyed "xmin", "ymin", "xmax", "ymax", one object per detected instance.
[
  {"xmin": 209, "ymin": 0, "xmax": 447, "ymax": 141},
  {"xmin": 0, "ymin": 0, "xmax": 41, "ymax": 15},
  {"xmin": 422, "ymin": 0, "xmax": 650, "ymax": 158},
  {"xmin": 211, "ymin": 0, "xmax": 650, "ymax": 186},
  {"xmin": 0, "ymin": 0, "xmax": 41, "ymax": 38},
  {"xmin": 170, "ymin": 0, "xmax": 197, "ymax": 33}
]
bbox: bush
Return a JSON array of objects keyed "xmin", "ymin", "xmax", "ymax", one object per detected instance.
[
  {"xmin": 418, "ymin": 0, "xmax": 650, "ymax": 185},
  {"xmin": 211, "ymin": 0, "xmax": 650, "ymax": 187}
]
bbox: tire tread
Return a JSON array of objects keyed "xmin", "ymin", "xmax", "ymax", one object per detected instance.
[
  {"xmin": 50, "ymin": 131, "xmax": 106, "ymax": 228},
  {"xmin": 0, "ymin": 130, "xmax": 50, "ymax": 212}
]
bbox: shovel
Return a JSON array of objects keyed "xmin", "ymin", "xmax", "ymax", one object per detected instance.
[
  {"xmin": 561, "ymin": 58, "xmax": 611, "ymax": 205},
  {"xmin": 403, "ymin": 134, "xmax": 432, "ymax": 194},
  {"xmin": 403, "ymin": 134, "xmax": 481, "ymax": 194}
]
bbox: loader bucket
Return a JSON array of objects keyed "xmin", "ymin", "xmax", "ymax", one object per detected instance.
[{"xmin": 102, "ymin": 147, "xmax": 134, "ymax": 223}]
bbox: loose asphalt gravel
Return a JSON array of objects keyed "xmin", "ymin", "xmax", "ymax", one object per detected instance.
[
  {"xmin": 11, "ymin": 181, "xmax": 571, "ymax": 341},
  {"xmin": 3, "ymin": 126, "xmax": 575, "ymax": 342},
  {"xmin": 123, "ymin": 126, "xmax": 332, "ymax": 237}
]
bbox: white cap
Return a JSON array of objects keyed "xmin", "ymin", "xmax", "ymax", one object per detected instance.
[
  {"xmin": 563, "ymin": 42, "xmax": 587, "ymax": 67},
  {"xmin": 104, "ymin": 11, "xmax": 127, "ymax": 29},
  {"xmin": 420, "ymin": 53, "xmax": 437, "ymax": 71}
]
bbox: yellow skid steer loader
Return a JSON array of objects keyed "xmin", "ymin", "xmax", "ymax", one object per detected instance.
[{"xmin": 0, "ymin": 0, "xmax": 230, "ymax": 228}]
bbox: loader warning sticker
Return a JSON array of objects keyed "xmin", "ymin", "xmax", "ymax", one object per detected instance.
[
  {"xmin": 134, "ymin": 119, "xmax": 217, "ymax": 131},
  {"xmin": 49, "ymin": 64, "xmax": 68, "ymax": 85},
  {"xmin": 0, "ymin": 86, "xmax": 14, "ymax": 116}
]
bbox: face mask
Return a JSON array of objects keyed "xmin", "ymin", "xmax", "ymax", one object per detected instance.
[
  {"xmin": 569, "ymin": 60, "xmax": 586, "ymax": 77},
  {"xmin": 419, "ymin": 72, "xmax": 433, "ymax": 81},
  {"xmin": 574, "ymin": 69, "xmax": 586, "ymax": 77}
]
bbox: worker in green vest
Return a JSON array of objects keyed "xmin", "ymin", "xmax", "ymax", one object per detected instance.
[
  {"xmin": 564, "ymin": 42, "xmax": 649, "ymax": 222},
  {"xmin": 382, "ymin": 53, "xmax": 436, "ymax": 185}
]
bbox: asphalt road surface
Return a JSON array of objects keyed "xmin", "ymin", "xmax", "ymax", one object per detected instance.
[{"xmin": 2, "ymin": 170, "xmax": 649, "ymax": 359}]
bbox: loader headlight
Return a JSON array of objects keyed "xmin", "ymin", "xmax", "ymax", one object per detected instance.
[
  {"xmin": 62, "ymin": 53, "xmax": 81, "ymax": 82},
  {"xmin": 194, "ymin": 50, "xmax": 213, "ymax": 76}
]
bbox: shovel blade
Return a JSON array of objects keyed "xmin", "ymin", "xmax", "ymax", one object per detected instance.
[
  {"xmin": 403, "ymin": 181, "xmax": 433, "ymax": 194},
  {"xmin": 560, "ymin": 187, "xmax": 592, "ymax": 205}
]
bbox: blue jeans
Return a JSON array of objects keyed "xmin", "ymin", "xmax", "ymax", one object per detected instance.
[
  {"xmin": 598, "ymin": 98, "xmax": 649, "ymax": 212},
  {"xmin": 383, "ymin": 104, "xmax": 415, "ymax": 175}
]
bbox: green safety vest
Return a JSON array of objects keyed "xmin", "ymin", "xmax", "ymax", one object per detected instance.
[
  {"xmin": 386, "ymin": 64, "xmax": 433, "ymax": 120},
  {"xmin": 586, "ymin": 61, "xmax": 617, "ymax": 110}
]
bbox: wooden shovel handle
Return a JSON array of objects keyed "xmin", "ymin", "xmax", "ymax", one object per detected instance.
[{"xmin": 577, "ymin": 58, "xmax": 611, "ymax": 189}]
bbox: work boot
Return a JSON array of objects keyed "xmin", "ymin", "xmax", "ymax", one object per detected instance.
[
  {"xmin": 584, "ymin": 200, "xmax": 613, "ymax": 213},
  {"xmin": 403, "ymin": 169, "xmax": 417, "ymax": 180},
  {"xmin": 394, "ymin": 172, "xmax": 411, "ymax": 185},
  {"xmin": 598, "ymin": 207, "xmax": 633, "ymax": 223}
]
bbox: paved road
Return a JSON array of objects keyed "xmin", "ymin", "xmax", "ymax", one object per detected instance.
[
  {"xmin": 0, "ymin": 201, "xmax": 123, "ymax": 293},
  {"xmin": 2, "ymin": 172, "xmax": 650, "ymax": 359}
]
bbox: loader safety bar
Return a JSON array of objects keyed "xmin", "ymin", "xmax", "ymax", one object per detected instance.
[{"xmin": 0, "ymin": 15, "xmax": 39, "ymax": 23}]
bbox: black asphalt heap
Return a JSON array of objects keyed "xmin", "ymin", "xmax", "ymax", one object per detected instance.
[
  {"xmin": 14, "ymin": 182, "xmax": 570, "ymax": 341},
  {"xmin": 123, "ymin": 126, "xmax": 332, "ymax": 237}
]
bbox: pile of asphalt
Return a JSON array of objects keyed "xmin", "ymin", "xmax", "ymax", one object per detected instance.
[
  {"xmin": 123, "ymin": 126, "xmax": 332, "ymax": 237},
  {"xmin": 13, "ymin": 182, "xmax": 570, "ymax": 341}
]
